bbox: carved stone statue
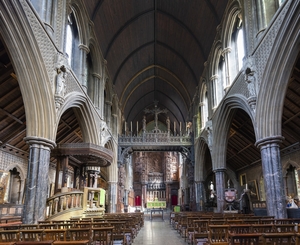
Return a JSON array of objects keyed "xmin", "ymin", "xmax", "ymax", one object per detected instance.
[
  {"xmin": 245, "ymin": 67, "xmax": 256, "ymax": 98},
  {"xmin": 55, "ymin": 65, "xmax": 67, "ymax": 97}
]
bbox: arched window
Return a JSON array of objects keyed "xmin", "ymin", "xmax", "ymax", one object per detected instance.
[
  {"xmin": 87, "ymin": 53, "xmax": 94, "ymax": 99},
  {"xmin": 217, "ymin": 55, "xmax": 226, "ymax": 97},
  {"xmin": 65, "ymin": 13, "xmax": 79, "ymax": 70},
  {"xmin": 236, "ymin": 26, "xmax": 245, "ymax": 71},
  {"xmin": 256, "ymin": 0, "xmax": 284, "ymax": 32},
  {"xmin": 201, "ymin": 90, "xmax": 208, "ymax": 129},
  {"xmin": 229, "ymin": 14, "xmax": 245, "ymax": 79}
]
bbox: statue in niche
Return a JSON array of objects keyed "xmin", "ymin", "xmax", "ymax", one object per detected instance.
[
  {"xmin": 245, "ymin": 67, "xmax": 256, "ymax": 98},
  {"xmin": 55, "ymin": 65, "xmax": 67, "ymax": 97}
]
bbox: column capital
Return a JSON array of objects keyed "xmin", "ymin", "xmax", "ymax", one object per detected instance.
[
  {"xmin": 222, "ymin": 47, "xmax": 231, "ymax": 54},
  {"xmin": 255, "ymin": 135, "xmax": 284, "ymax": 149},
  {"xmin": 92, "ymin": 73, "xmax": 102, "ymax": 80},
  {"xmin": 210, "ymin": 74, "xmax": 218, "ymax": 81},
  {"xmin": 78, "ymin": 44, "xmax": 90, "ymax": 53},
  {"xmin": 24, "ymin": 136, "xmax": 56, "ymax": 149}
]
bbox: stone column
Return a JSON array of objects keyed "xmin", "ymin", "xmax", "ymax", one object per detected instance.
[
  {"xmin": 210, "ymin": 75, "xmax": 218, "ymax": 108},
  {"xmin": 195, "ymin": 181, "xmax": 206, "ymax": 211},
  {"xmin": 222, "ymin": 47, "xmax": 231, "ymax": 91},
  {"xmin": 214, "ymin": 169, "xmax": 226, "ymax": 213},
  {"xmin": 105, "ymin": 101, "xmax": 112, "ymax": 128},
  {"xmin": 78, "ymin": 44, "xmax": 89, "ymax": 92},
  {"xmin": 22, "ymin": 137, "xmax": 55, "ymax": 224},
  {"xmin": 91, "ymin": 73, "xmax": 101, "ymax": 111},
  {"xmin": 256, "ymin": 136, "xmax": 287, "ymax": 219},
  {"xmin": 54, "ymin": 157, "xmax": 61, "ymax": 194},
  {"xmin": 107, "ymin": 181, "xmax": 117, "ymax": 213}
]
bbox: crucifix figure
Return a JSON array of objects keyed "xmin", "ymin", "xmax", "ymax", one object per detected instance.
[{"xmin": 144, "ymin": 101, "xmax": 168, "ymax": 130}]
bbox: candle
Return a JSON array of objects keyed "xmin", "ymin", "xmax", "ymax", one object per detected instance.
[
  {"xmin": 245, "ymin": 183, "xmax": 248, "ymax": 190},
  {"xmin": 125, "ymin": 122, "xmax": 127, "ymax": 132},
  {"xmin": 180, "ymin": 122, "xmax": 182, "ymax": 131}
]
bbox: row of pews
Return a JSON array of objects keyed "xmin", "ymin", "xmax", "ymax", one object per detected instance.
[
  {"xmin": 170, "ymin": 211, "xmax": 300, "ymax": 245},
  {"xmin": 0, "ymin": 212, "xmax": 144, "ymax": 245}
]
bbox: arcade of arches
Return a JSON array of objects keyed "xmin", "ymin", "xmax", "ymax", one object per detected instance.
[{"xmin": 0, "ymin": 0, "xmax": 300, "ymax": 224}]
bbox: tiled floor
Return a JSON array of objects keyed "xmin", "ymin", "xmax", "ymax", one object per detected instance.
[{"xmin": 132, "ymin": 211, "xmax": 187, "ymax": 245}]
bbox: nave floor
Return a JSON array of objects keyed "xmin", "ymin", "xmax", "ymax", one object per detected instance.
[{"xmin": 132, "ymin": 212, "xmax": 186, "ymax": 245}]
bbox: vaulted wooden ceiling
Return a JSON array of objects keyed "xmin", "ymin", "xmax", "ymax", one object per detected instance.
[{"xmin": 84, "ymin": 0, "xmax": 229, "ymax": 129}]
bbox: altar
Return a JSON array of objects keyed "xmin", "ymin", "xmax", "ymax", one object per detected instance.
[{"xmin": 146, "ymin": 200, "xmax": 166, "ymax": 209}]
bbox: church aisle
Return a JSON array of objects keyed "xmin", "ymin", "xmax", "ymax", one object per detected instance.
[{"xmin": 133, "ymin": 212, "xmax": 186, "ymax": 245}]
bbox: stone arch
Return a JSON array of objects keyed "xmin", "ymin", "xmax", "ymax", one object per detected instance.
[
  {"xmin": 212, "ymin": 95, "xmax": 254, "ymax": 170},
  {"xmin": 88, "ymin": 37, "xmax": 103, "ymax": 76},
  {"xmin": 0, "ymin": 0, "xmax": 56, "ymax": 141},
  {"xmin": 4, "ymin": 163, "xmax": 26, "ymax": 181},
  {"xmin": 194, "ymin": 138, "xmax": 208, "ymax": 182},
  {"xmin": 255, "ymin": 1, "xmax": 300, "ymax": 141},
  {"xmin": 209, "ymin": 41, "xmax": 223, "ymax": 77},
  {"xmin": 221, "ymin": 0, "xmax": 242, "ymax": 47},
  {"xmin": 57, "ymin": 92, "xmax": 99, "ymax": 144},
  {"xmin": 209, "ymin": 41, "xmax": 224, "ymax": 107},
  {"xmin": 69, "ymin": 1, "xmax": 90, "ymax": 46},
  {"xmin": 283, "ymin": 160, "xmax": 300, "ymax": 174},
  {"xmin": 4, "ymin": 163, "xmax": 26, "ymax": 204}
]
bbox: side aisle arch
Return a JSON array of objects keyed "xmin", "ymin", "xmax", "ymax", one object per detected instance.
[{"xmin": 0, "ymin": 0, "xmax": 56, "ymax": 141}]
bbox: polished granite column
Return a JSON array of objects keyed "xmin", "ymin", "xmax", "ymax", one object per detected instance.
[
  {"xmin": 214, "ymin": 169, "xmax": 226, "ymax": 213},
  {"xmin": 23, "ymin": 137, "xmax": 55, "ymax": 224},
  {"xmin": 195, "ymin": 181, "xmax": 206, "ymax": 211},
  {"xmin": 107, "ymin": 181, "xmax": 117, "ymax": 213},
  {"xmin": 256, "ymin": 136, "xmax": 287, "ymax": 219}
]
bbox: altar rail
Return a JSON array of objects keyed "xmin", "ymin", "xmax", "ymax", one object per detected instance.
[{"xmin": 46, "ymin": 191, "xmax": 83, "ymax": 219}]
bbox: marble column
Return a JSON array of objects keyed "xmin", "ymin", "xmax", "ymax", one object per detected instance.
[
  {"xmin": 107, "ymin": 181, "xmax": 117, "ymax": 213},
  {"xmin": 195, "ymin": 181, "xmax": 206, "ymax": 211},
  {"xmin": 214, "ymin": 169, "xmax": 226, "ymax": 213},
  {"xmin": 142, "ymin": 184, "xmax": 147, "ymax": 211},
  {"xmin": 256, "ymin": 136, "xmax": 287, "ymax": 219},
  {"xmin": 22, "ymin": 137, "xmax": 55, "ymax": 224}
]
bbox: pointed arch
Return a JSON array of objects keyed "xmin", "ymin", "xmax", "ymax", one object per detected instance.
[
  {"xmin": 255, "ymin": 1, "xmax": 300, "ymax": 141},
  {"xmin": 212, "ymin": 95, "xmax": 255, "ymax": 170},
  {"xmin": 57, "ymin": 92, "xmax": 99, "ymax": 144},
  {"xmin": 0, "ymin": 0, "xmax": 56, "ymax": 141}
]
